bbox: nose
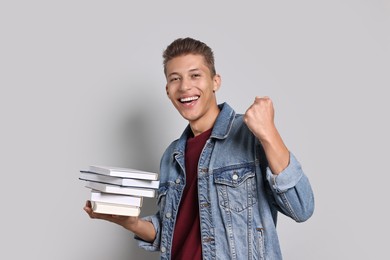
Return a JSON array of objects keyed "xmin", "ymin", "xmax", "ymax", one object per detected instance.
[{"xmin": 179, "ymin": 77, "xmax": 192, "ymax": 91}]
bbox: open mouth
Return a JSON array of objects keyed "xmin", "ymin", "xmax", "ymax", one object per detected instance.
[{"xmin": 180, "ymin": 96, "xmax": 199, "ymax": 103}]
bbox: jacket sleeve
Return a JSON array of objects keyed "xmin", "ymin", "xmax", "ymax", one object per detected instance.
[
  {"xmin": 134, "ymin": 213, "xmax": 161, "ymax": 251},
  {"xmin": 265, "ymin": 152, "xmax": 315, "ymax": 222}
]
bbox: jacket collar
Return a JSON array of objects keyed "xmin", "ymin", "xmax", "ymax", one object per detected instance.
[
  {"xmin": 211, "ymin": 102, "xmax": 236, "ymax": 140},
  {"xmin": 174, "ymin": 102, "xmax": 236, "ymax": 155}
]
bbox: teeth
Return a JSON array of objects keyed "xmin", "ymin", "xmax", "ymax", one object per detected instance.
[{"xmin": 180, "ymin": 96, "xmax": 199, "ymax": 102}]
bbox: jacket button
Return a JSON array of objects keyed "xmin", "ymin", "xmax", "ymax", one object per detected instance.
[
  {"xmin": 161, "ymin": 246, "xmax": 166, "ymax": 253},
  {"xmin": 165, "ymin": 212, "xmax": 172, "ymax": 218},
  {"xmin": 175, "ymin": 178, "xmax": 181, "ymax": 184},
  {"xmin": 232, "ymin": 174, "xmax": 239, "ymax": 180}
]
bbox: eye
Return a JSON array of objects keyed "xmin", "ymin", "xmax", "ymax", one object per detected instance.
[
  {"xmin": 169, "ymin": 76, "xmax": 180, "ymax": 82},
  {"xmin": 191, "ymin": 73, "xmax": 201, "ymax": 78}
]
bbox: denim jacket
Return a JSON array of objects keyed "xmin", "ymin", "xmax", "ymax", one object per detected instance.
[{"xmin": 137, "ymin": 102, "xmax": 315, "ymax": 260}]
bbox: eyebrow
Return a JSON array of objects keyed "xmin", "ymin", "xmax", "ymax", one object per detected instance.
[
  {"xmin": 189, "ymin": 68, "xmax": 201, "ymax": 72},
  {"xmin": 167, "ymin": 68, "xmax": 202, "ymax": 78},
  {"xmin": 167, "ymin": 72, "xmax": 179, "ymax": 78}
]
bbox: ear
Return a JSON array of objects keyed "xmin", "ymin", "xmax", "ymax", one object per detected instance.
[
  {"xmin": 213, "ymin": 74, "xmax": 221, "ymax": 92},
  {"xmin": 165, "ymin": 85, "xmax": 170, "ymax": 97}
]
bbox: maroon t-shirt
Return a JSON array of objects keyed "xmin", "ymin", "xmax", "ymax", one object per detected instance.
[{"xmin": 171, "ymin": 128, "xmax": 212, "ymax": 260}]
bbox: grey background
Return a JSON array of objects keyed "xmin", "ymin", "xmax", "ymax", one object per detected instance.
[{"xmin": 1, "ymin": 1, "xmax": 389, "ymax": 259}]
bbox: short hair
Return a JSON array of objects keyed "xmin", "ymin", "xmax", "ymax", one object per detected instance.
[{"xmin": 163, "ymin": 37, "xmax": 216, "ymax": 77}]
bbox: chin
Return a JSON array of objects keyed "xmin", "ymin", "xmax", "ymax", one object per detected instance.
[{"xmin": 179, "ymin": 112, "xmax": 199, "ymax": 122}]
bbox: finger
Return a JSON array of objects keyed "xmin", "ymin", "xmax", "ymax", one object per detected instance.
[
  {"xmin": 84, "ymin": 207, "xmax": 95, "ymax": 218},
  {"xmin": 89, "ymin": 211, "xmax": 111, "ymax": 220},
  {"xmin": 255, "ymin": 96, "xmax": 270, "ymax": 101},
  {"xmin": 84, "ymin": 201, "xmax": 92, "ymax": 212}
]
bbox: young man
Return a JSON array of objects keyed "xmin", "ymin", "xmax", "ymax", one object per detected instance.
[{"xmin": 84, "ymin": 37, "xmax": 315, "ymax": 260}]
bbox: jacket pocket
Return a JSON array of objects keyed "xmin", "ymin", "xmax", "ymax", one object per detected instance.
[{"xmin": 213, "ymin": 164, "xmax": 258, "ymax": 212}]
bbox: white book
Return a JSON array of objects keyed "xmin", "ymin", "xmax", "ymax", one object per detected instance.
[
  {"xmin": 80, "ymin": 171, "xmax": 160, "ymax": 189},
  {"xmin": 91, "ymin": 201, "xmax": 140, "ymax": 217},
  {"xmin": 85, "ymin": 181, "xmax": 156, "ymax": 198},
  {"xmin": 90, "ymin": 190, "xmax": 143, "ymax": 207},
  {"xmin": 88, "ymin": 165, "xmax": 159, "ymax": 180}
]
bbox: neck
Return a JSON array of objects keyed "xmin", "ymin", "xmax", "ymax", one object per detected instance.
[{"xmin": 189, "ymin": 105, "xmax": 220, "ymax": 136}]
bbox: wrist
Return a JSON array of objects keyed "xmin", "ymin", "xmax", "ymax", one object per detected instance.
[
  {"xmin": 122, "ymin": 217, "xmax": 140, "ymax": 232},
  {"xmin": 256, "ymin": 125, "xmax": 279, "ymax": 145}
]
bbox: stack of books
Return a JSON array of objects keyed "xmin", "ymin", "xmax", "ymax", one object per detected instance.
[{"xmin": 79, "ymin": 165, "xmax": 159, "ymax": 217}]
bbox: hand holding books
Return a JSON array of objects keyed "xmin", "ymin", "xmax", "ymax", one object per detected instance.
[
  {"xmin": 83, "ymin": 200, "xmax": 139, "ymax": 225},
  {"xmin": 80, "ymin": 165, "xmax": 159, "ymax": 217}
]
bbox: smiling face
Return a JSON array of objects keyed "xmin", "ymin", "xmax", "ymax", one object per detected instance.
[{"xmin": 165, "ymin": 54, "xmax": 221, "ymax": 136}]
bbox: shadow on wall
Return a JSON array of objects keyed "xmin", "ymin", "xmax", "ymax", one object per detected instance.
[
  {"xmin": 125, "ymin": 114, "xmax": 157, "ymax": 168},
  {"xmin": 115, "ymin": 83, "xmax": 169, "ymax": 174},
  {"xmin": 103, "ymin": 87, "xmax": 165, "ymax": 259}
]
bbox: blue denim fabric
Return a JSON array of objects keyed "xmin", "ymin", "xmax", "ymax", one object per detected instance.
[{"xmin": 137, "ymin": 102, "xmax": 315, "ymax": 260}]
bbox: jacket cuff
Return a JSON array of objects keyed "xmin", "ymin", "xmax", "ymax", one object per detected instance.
[
  {"xmin": 266, "ymin": 152, "xmax": 304, "ymax": 193},
  {"xmin": 134, "ymin": 214, "xmax": 161, "ymax": 252}
]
